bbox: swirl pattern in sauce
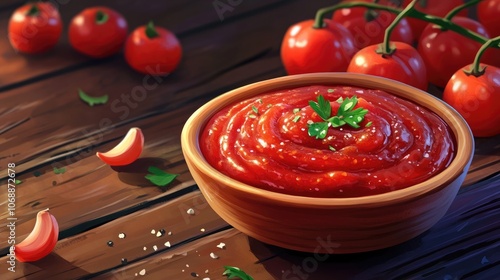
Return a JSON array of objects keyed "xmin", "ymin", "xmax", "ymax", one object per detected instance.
[{"xmin": 200, "ymin": 86, "xmax": 455, "ymax": 198}]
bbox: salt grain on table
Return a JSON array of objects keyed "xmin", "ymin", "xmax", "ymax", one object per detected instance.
[
  {"xmin": 153, "ymin": 245, "xmax": 158, "ymax": 251},
  {"xmin": 150, "ymin": 229, "xmax": 156, "ymax": 235},
  {"xmin": 118, "ymin": 233, "xmax": 126, "ymax": 239},
  {"xmin": 209, "ymin": 252, "xmax": 219, "ymax": 259},
  {"xmin": 216, "ymin": 242, "xmax": 226, "ymax": 249},
  {"xmin": 156, "ymin": 231, "xmax": 162, "ymax": 237},
  {"xmin": 143, "ymin": 246, "xmax": 147, "ymax": 251},
  {"xmin": 139, "ymin": 269, "xmax": 146, "ymax": 276},
  {"xmin": 187, "ymin": 208, "xmax": 195, "ymax": 215},
  {"xmin": 164, "ymin": 241, "xmax": 171, "ymax": 247}
]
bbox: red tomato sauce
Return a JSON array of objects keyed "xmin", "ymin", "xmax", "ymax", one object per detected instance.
[{"xmin": 200, "ymin": 85, "xmax": 455, "ymax": 198}]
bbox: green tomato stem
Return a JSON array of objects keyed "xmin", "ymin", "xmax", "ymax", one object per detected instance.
[
  {"xmin": 96, "ymin": 10, "xmax": 109, "ymax": 25},
  {"xmin": 312, "ymin": 1, "xmax": 493, "ymax": 47},
  {"xmin": 145, "ymin": 21, "xmax": 159, "ymax": 39},
  {"xmin": 377, "ymin": 0, "xmax": 417, "ymax": 55},
  {"xmin": 26, "ymin": 4, "xmax": 39, "ymax": 16},
  {"xmin": 465, "ymin": 36, "xmax": 500, "ymax": 77},
  {"xmin": 444, "ymin": 0, "xmax": 481, "ymax": 21}
]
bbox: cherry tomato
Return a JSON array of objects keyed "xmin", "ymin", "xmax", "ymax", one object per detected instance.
[
  {"xmin": 418, "ymin": 17, "xmax": 497, "ymax": 88},
  {"xmin": 124, "ymin": 22, "xmax": 182, "ymax": 75},
  {"xmin": 347, "ymin": 42, "xmax": 428, "ymax": 90},
  {"xmin": 281, "ymin": 19, "xmax": 357, "ymax": 75},
  {"xmin": 443, "ymin": 64, "xmax": 500, "ymax": 137},
  {"xmin": 69, "ymin": 7, "xmax": 128, "ymax": 58},
  {"xmin": 333, "ymin": 10, "xmax": 413, "ymax": 49},
  {"xmin": 8, "ymin": 3, "xmax": 62, "ymax": 54},
  {"xmin": 332, "ymin": 0, "xmax": 397, "ymax": 24},
  {"xmin": 403, "ymin": 0, "xmax": 465, "ymax": 42},
  {"xmin": 477, "ymin": 0, "xmax": 500, "ymax": 37}
]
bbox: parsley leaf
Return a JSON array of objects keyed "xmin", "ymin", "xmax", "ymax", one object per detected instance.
[
  {"xmin": 53, "ymin": 167, "xmax": 66, "ymax": 174},
  {"xmin": 78, "ymin": 89, "xmax": 109, "ymax": 107},
  {"xmin": 223, "ymin": 266, "xmax": 254, "ymax": 280},
  {"xmin": 308, "ymin": 95, "xmax": 331, "ymax": 120},
  {"xmin": 15, "ymin": 179, "xmax": 22, "ymax": 184},
  {"xmin": 307, "ymin": 95, "xmax": 368, "ymax": 139},
  {"xmin": 251, "ymin": 105, "xmax": 258, "ymax": 114},
  {"xmin": 145, "ymin": 166, "xmax": 178, "ymax": 187}
]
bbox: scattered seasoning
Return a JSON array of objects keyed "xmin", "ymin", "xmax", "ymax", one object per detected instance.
[
  {"xmin": 33, "ymin": 171, "xmax": 42, "ymax": 177},
  {"xmin": 191, "ymin": 272, "xmax": 199, "ymax": 277},
  {"xmin": 135, "ymin": 273, "xmax": 138, "ymax": 276},
  {"xmin": 156, "ymin": 231, "xmax": 162, "ymax": 237},
  {"xmin": 107, "ymin": 241, "xmax": 114, "ymax": 247},
  {"xmin": 216, "ymin": 242, "xmax": 226, "ymax": 249},
  {"xmin": 78, "ymin": 88, "xmax": 109, "ymax": 107},
  {"xmin": 365, "ymin": 121, "xmax": 373, "ymax": 128},
  {"xmin": 267, "ymin": 104, "xmax": 272, "ymax": 108},
  {"xmin": 168, "ymin": 231, "xmax": 172, "ymax": 236},
  {"xmin": 15, "ymin": 179, "xmax": 22, "ymax": 184},
  {"xmin": 118, "ymin": 233, "xmax": 126, "ymax": 239},
  {"xmin": 53, "ymin": 167, "xmax": 66, "ymax": 174},
  {"xmin": 209, "ymin": 252, "xmax": 219, "ymax": 259},
  {"xmin": 205, "ymin": 269, "xmax": 209, "ymax": 274},
  {"xmin": 251, "ymin": 105, "xmax": 258, "ymax": 114},
  {"xmin": 292, "ymin": 115, "xmax": 301, "ymax": 123},
  {"xmin": 329, "ymin": 145, "xmax": 336, "ymax": 152},
  {"xmin": 153, "ymin": 245, "xmax": 158, "ymax": 251},
  {"xmin": 143, "ymin": 246, "xmax": 147, "ymax": 251},
  {"xmin": 293, "ymin": 108, "xmax": 300, "ymax": 114},
  {"xmin": 187, "ymin": 208, "xmax": 195, "ymax": 215},
  {"xmin": 257, "ymin": 98, "xmax": 263, "ymax": 104},
  {"xmin": 121, "ymin": 258, "xmax": 128, "ymax": 265},
  {"xmin": 186, "ymin": 264, "xmax": 190, "ymax": 268},
  {"xmin": 151, "ymin": 229, "xmax": 156, "ymax": 235},
  {"xmin": 203, "ymin": 278, "xmax": 210, "ymax": 280},
  {"xmin": 327, "ymin": 89, "xmax": 335, "ymax": 93},
  {"xmin": 200, "ymin": 228, "xmax": 205, "ymax": 232},
  {"xmin": 248, "ymin": 114, "xmax": 257, "ymax": 119},
  {"xmin": 139, "ymin": 269, "xmax": 146, "ymax": 276},
  {"xmin": 164, "ymin": 241, "xmax": 171, "ymax": 247}
]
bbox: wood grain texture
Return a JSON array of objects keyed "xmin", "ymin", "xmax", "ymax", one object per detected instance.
[
  {"xmin": 95, "ymin": 176, "xmax": 500, "ymax": 280},
  {"xmin": 1, "ymin": 191, "xmax": 229, "ymax": 280}
]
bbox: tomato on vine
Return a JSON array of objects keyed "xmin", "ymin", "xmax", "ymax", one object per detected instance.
[
  {"xmin": 418, "ymin": 16, "xmax": 496, "ymax": 88},
  {"xmin": 443, "ymin": 38, "xmax": 500, "ymax": 137},
  {"xmin": 124, "ymin": 21, "xmax": 182, "ymax": 75},
  {"xmin": 332, "ymin": 0, "xmax": 412, "ymax": 49},
  {"xmin": 477, "ymin": 0, "xmax": 500, "ymax": 37},
  {"xmin": 280, "ymin": 19, "xmax": 357, "ymax": 75},
  {"xmin": 8, "ymin": 2, "xmax": 62, "ymax": 54},
  {"xmin": 403, "ymin": 0, "xmax": 465, "ymax": 41},
  {"xmin": 69, "ymin": 7, "xmax": 128, "ymax": 58}
]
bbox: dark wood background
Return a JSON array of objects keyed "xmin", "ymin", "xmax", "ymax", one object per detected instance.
[{"xmin": 0, "ymin": 0, "xmax": 498, "ymax": 279}]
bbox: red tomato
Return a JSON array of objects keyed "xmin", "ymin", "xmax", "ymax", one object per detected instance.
[
  {"xmin": 332, "ymin": 0, "xmax": 397, "ymax": 24},
  {"xmin": 124, "ymin": 22, "xmax": 182, "ymax": 75},
  {"xmin": 334, "ymin": 10, "xmax": 413, "ymax": 49},
  {"xmin": 347, "ymin": 42, "xmax": 428, "ymax": 90},
  {"xmin": 69, "ymin": 7, "xmax": 128, "ymax": 58},
  {"xmin": 418, "ymin": 17, "xmax": 497, "ymax": 88},
  {"xmin": 8, "ymin": 3, "xmax": 62, "ymax": 54},
  {"xmin": 477, "ymin": 0, "xmax": 500, "ymax": 37},
  {"xmin": 403, "ymin": 0, "xmax": 465, "ymax": 41},
  {"xmin": 280, "ymin": 19, "xmax": 357, "ymax": 75},
  {"xmin": 443, "ymin": 64, "xmax": 500, "ymax": 137}
]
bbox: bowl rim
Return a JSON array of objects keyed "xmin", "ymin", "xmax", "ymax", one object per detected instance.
[{"xmin": 181, "ymin": 73, "xmax": 474, "ymax": 207}]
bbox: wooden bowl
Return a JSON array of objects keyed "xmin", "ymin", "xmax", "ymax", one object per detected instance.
[{"xmin": 181, "ymin": 73, "xmax": 474, "ymax": 253}]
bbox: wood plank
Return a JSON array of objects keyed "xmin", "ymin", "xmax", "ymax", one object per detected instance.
[
  {"xmin": 94, "ymin": 176, "xmax": 499, "ymax": 279},
  {"xmin": 1, "ymin": 191, "xmax": 230, "ymax": 280},
  {"xmin": 0, "ymin": 0, "xmax": 287, "ymax": 90}
]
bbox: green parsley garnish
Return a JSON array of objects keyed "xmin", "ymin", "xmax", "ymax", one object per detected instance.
[
  {"xmin": 145, "ymin": 166, "xmax": 178, "ymax": 187},
  {"xmin": 78, "ymin": 89, "xmax": 109, "ymax": 107},
  {"xmin": 335, "ymin": 97, "xmax": 344, "ymax": 104},
  {"xmin": 257, "ymin": 98, "xmax": 263, "ymax": 104},
  {"xmin": 251, "ymin": 105, "xmax": 258, "ymax": 114},
  {"xmin": 329, "ymin": 145, "xmax": 336, "ymax": 151},
  {"xmin": 15, "ymin": 179, "xmax": 22, "ymax": 184},
  {"xmin": 293, "ymin": 108, "xmax": 300, "ymax": 114},
  {"xmin": 292, "ymin": 115, "xmax": 301, "ymax": 122},
  {"xmin": 223, "ymin": 266, "xmax": 254, "ymax": 280},
  {"xmin": 53, "ymin": 167, "xmax": 66, "ymax": 174},
  {"xmin": 308, "ymin": 95, "xmax": 368, "ymax": 139},
  {"xmin": 365, "ymin": 121, "xmax": 373, "ymax": 127},
  {"xmin": 327, "ymin": 89, "xmax": 335, "ymax": 93}
]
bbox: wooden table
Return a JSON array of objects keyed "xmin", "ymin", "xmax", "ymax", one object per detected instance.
[{"xmin": 1, "ymin": 0, "xmax": 499, "ymax": 279}]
